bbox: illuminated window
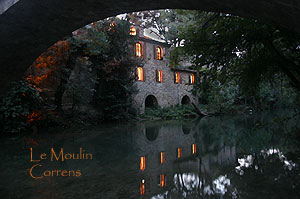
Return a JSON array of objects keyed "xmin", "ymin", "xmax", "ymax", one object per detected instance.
[
  {"xmin": 136, "ymin": 42, "xmax": 142, "ymax": 57},
  {"xmin": 140, "ymin": 179, "xmax": 145, "ymax": 195},
  {"xmin": 140, "ymin": 156, "xmax": 146, "ymax": 171},
  {"xmin": 192, "ymin": 144, "xmax": 196, "ymax": 155},
  {"xmin": 189, "ymin": 74, "xmax": 195, "ymax": 84},
  {"xmin": 156, "ymin": 46, "xmax": 163, "ymax": 60},
  {"xmin": 160, "ymin": 152, "xmax": 165, "ymax": 165},
  {"xmin": 130, "ymin": 27, "xmax": 136, "ymax": 35},
  {"xmin": 177, "ymin": 147, "xmax": 182, "ymax": 159},
  {"xmin": 157, "ymin": 70, "xmax": 163, "ymax": 83},
  {"xmin": 175, "ymin": 72, "xmax": 180, "ymax": 84},
  {"xmin": 160, "ymin": 174, "xmax": 166, "ymax": 187},
  {"xmin": 137, "ymin": 67, "xmax": 144, "ymax": 81},
  {"xmin": 109, "ymin": 22, "xmax": 116, "ymax": 32}
]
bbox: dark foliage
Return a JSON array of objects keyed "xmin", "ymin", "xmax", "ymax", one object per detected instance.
[{"xmin": 0, "ymin": 81, "xmax": 43, "ymax": 133}]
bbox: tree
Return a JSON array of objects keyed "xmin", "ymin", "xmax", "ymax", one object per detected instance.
[
  {"xmin": 177, "ymin": 12, "xmax": 300, "ymax": 93},
  {"xmin": 138, "ymin": 9, "xmax": 300, "ymax": 109},
  {"xmin": 68, "ymin": 18, "xmax": 140, "ymax": 121}
]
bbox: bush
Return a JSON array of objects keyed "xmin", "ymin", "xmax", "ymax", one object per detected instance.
[
  {"xmin": 205, "ymin": 81, "xmax": 240, "ymax": 113},
  {"xmin": 143, "ymin": 104, "xmax": 197, "ymax": 120},
  {"xmin": 0, "ymin": 81, "xmax": 43, "ymax": 134}
]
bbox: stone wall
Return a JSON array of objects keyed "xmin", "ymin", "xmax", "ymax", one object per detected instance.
[
  {"xmin": 1, "ymin": 0, "xmax": 300, "ymax": 94},
  {"xmin": 132, "ymin": 35, "xmax": 196, "ymax": 113}
]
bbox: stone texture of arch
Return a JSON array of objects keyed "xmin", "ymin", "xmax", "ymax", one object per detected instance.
[{"xmin": 1, "ymin": 0, "xmax": 300, "ymax": 93}]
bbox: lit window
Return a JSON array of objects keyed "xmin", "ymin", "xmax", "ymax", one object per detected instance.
[
  {"xmin": 189, "ymin": 74, "xmax": 195, "ymax": 84},
  {"xmin": 110, "ymin": 22, "xmax": 115, "ymax": 27},
  {"xmin": 136, "ymin": 42, "xmax": 142, "ymax": 57},
  {"xmin": 109, "ymin": 22, "xmax": 116, "ymax": 32},
  {"xmin": 157, "ymin": 70, "xmax": 163, "ymax": 83},
  {"xmin": 140, "ymin": 156, "xmax": 146, "ymax": 171},
  {"xmin": 137, "ymin": 67, "xmax": 144, "ymax": 81},
  {"xmin": 130, "ymin": 27, "xmax": 136, "ymax": 35},
  {"xmin": 156, "ymin": 46, "xmax": 163, "ymax": 60},
  {"xmin": 160, "ymin": 152, "xmax": 165, "ymax": 165},
  {"xmin": 177, "ymin": 147, "xmax": 182, "ymax": 159},
  {"xmin": 175, "ymin": 72, "xmax": 180, "ymax": 84},
  {"xmin": 160, "ymin": 174, "xmax": 166, "ymax": 187},
  {"xmin": 192, "ymin": 144, "xmax": 196, "ymax": 155},
  {"xmin": 140, "ymin": 179, "xmax": 145, "ymax": 195}
]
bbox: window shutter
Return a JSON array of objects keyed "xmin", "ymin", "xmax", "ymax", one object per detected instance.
[
  {"xmin": 142, "ymin": 42, "xmax": 145, "ymax": 58},
  {"xmin": 154, "ymin": 45, "xmax": 156, "ymax": 60},
  {"xmin": 174, "ymin": 72, "xmax": 176, "ymax": 83},
  {"xmin": 133, "ymin": 44, "xmax": 135, "ymax": 56},
  {"xmin": 180, "ymin": 73, "xmax": 182, "ymax": 84},
  {"xmin": 143, "ymin": 67, "xmax": 146, "ymax": 82},
  {"xmin": 194, "ymin": 74, "xmax": 196, "ymax": 84},
  {"xmin": 156, "ymin": 70, "xmax": 158, "ymax": 82},
  {"xmin": 135, "ymin": 68, "xmax": 138, "ymax": 81}
]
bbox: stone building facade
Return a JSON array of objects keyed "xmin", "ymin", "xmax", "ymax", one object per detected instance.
[{"xmin": 130, "ymin": 26, "xmax": 197, "ymax": 113}]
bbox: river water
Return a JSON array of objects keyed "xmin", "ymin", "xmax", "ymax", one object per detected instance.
[{"xmin": 0, "ymin": 109, "xmax": 299, "ymax": 199}]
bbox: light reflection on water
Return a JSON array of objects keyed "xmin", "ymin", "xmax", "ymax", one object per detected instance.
[{"xmin": 0, "ymin": 110, "xmax": 299, "ymax": 199}]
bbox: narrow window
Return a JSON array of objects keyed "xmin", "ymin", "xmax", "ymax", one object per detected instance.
[
  {"xmin": 130, "ymin": 27, "xmax": 136, "ymax": 35},
  {"xmin": 157, "ymin": 70, "xmax": 163, "ymax": 83},
  {"xmin": 189, "ymin": 74, "xmax": 195, "ymax": 84},
  {"xmin": 137, "ymin": 67, "xmax": 144, "ymax": 81},
  {"xmin": 109, "ymin": 22, "xmax": 116, "ymax": 32},
  {"xmin": 160, "ymin": 174, "xmax": 166, "ymax": 187},
  {"xmin": 177, "ymin": 147, "xmax": 182, "ymax": 159},
  {"xmin": 136, "ymin": 42, "xmax": 142, "ymax": 57},
  {"xmin": 160, "ymin": 152, "xmax": 165, "ymax": 165},
  {"xmin": 140, "ymin": 156, "xmax": 146, "ymax": 171},
  {"xmin": 192, "ymin": 144, "xmax": 196, "ymax": 155},
  {"xmin": 110, "ymin": 22, "xmax": 115, "ymax": 27},
  {"xmin": 156, "ymin": 46, "xmax": 163, "ymax": 60},
  {"xmin": 140, "ymin": 179, "xmax": 145, "ymax": 195},
  {"xmin": 175, "ymin": 72, "xmax": 180, "ymax": 84}
]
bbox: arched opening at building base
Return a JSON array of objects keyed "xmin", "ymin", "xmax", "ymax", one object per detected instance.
[
  {"xmin": 145, "ymin": 95, "xmax": 158, "ymax": 109},
  {"xmin": 181, "ymin": 95, "xmax": 191, "ymax": 105}
]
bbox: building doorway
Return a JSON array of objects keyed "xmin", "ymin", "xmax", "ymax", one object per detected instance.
[
  {"xmin": 181, "ymin": 95, "xmax": 191, "ymax": 105},
  {"xmin": 145, "ymin": 95, "xmax": 158, "ymax": 108}
]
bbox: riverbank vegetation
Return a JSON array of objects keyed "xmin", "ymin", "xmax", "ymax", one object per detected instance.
[
  {"xmin": 142, "ymin": 105, "xmax": 198, "ymax": 120},
  {"xmin": 0, "ymin": 18, "xmax": 140, "ymax": 134},
  {"xmin": 1, "ymin": 10, "xmax": 300, "ymax": 134}
]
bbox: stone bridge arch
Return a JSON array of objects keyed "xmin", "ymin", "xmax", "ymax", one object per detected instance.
[{"xmin": 1, "ymin": 0, "xmax": 300, "ymax": 93}]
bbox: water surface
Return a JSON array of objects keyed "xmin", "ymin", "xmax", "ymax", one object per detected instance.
[{"xmin": 0, "ymin": 110, "xmax": 299, "ymax": 199}]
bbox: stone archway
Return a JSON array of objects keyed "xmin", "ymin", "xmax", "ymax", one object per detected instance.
[
  {"xmin": 181, "ymin": 95, "xmax": 191, "ymax": 105},
  {"xmin": 1, "ymin": 0, "xmax": 300, "ymax": 93},
  {"xmin": 145, "ymin": 126, "xmax": 159, "ymax": 141},
  {"xmin": 145, "ymin": 95, "xmax": 158, "ymax": 109}
]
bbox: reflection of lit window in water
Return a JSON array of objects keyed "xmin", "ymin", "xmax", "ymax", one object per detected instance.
[
  {"xmin": 192, "ymin": 144, "xmax": 196, "ymax": 155},
  {"xmin": 177, "ymin": 147, "xmax": 182, "ymax": 159},
  {"xmin": 160, "ymin": 152, "xmax": 165, "ymax": 165},
  {"xmin": 160, "ymin": 174, "xmax": 166, "ymax": 187},
  {"xmin": 140, "ymin": 156, "xmax": 146, "ymax": 171},
  {"xmin": 140, "ymin": 179, "xmax": 145, "ymax": 195}
]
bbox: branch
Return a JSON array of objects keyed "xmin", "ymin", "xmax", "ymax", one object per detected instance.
[{"xmin": 269, "ymin": 41, "xmax": 300, "ymax": 90}]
